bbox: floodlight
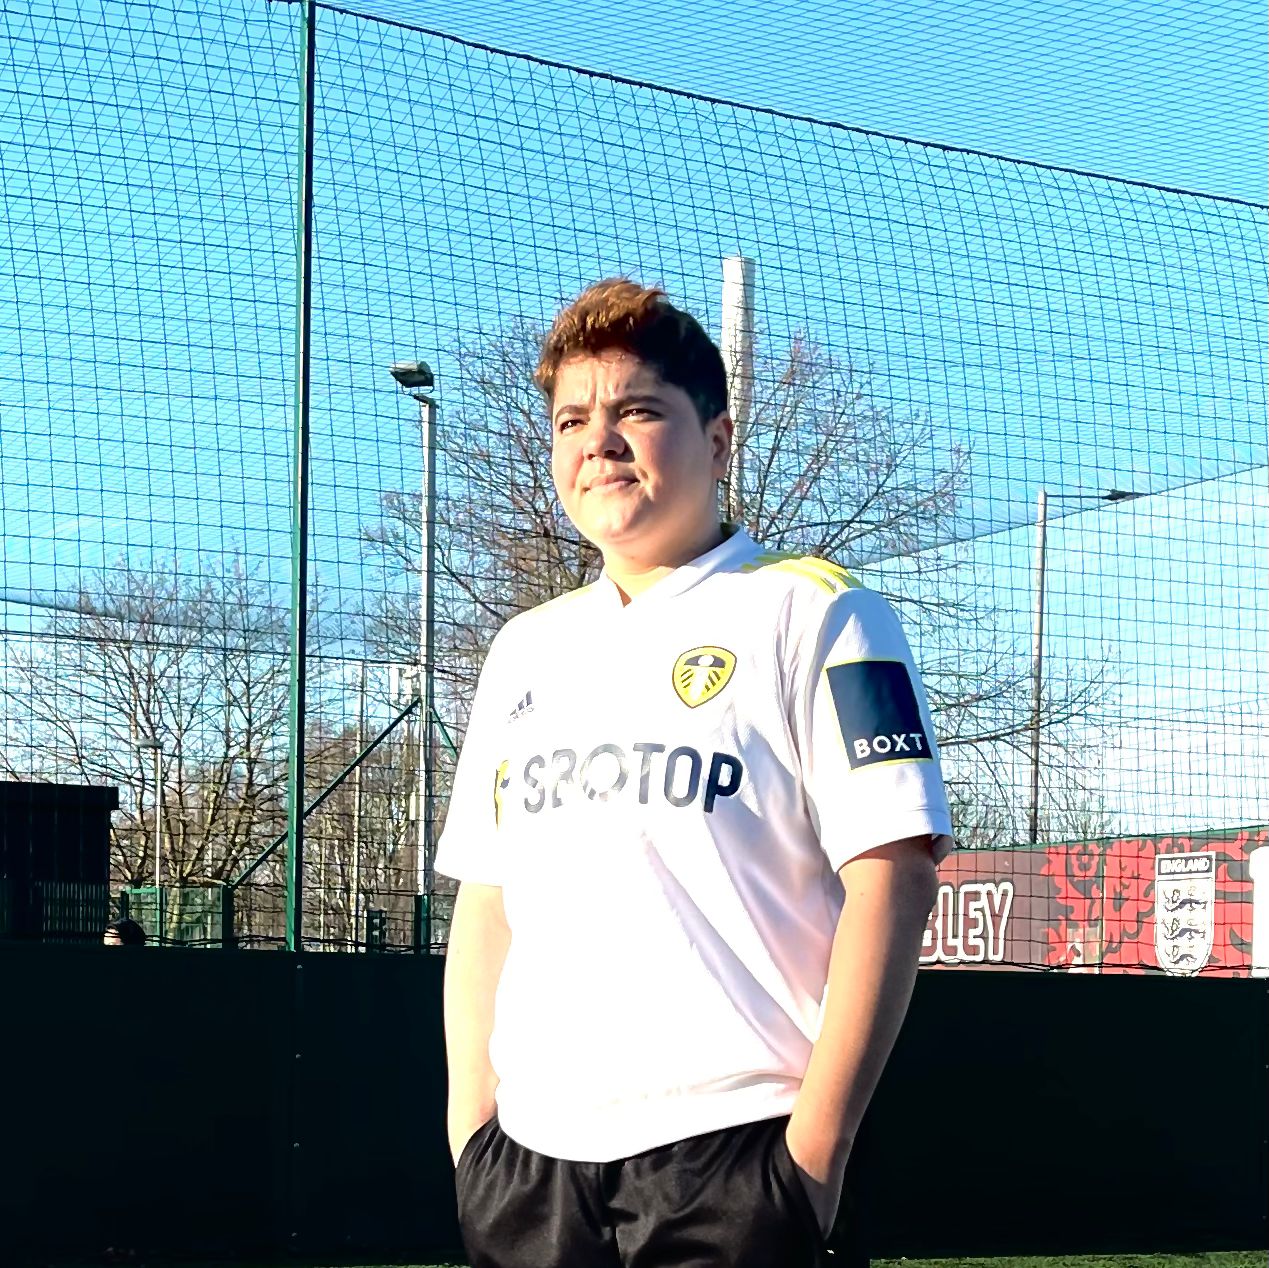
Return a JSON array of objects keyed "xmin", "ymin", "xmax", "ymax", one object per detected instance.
[{"xmin": 388, "ymin": 361, "xmax": 434, "ymax": 390}]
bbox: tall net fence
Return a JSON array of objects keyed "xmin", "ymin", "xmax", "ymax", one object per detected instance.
[{"xmin": 1, "ymin": 0, "xmax": 1266, "ymax": 964}]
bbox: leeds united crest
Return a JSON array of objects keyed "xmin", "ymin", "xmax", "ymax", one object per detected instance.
[{"xmin": 672, "ymin": 646, "xmax": 736, "ymax": 708}]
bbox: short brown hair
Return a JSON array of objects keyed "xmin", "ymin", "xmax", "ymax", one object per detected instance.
[{"xmin": 535, "ymin": 279, "xmax": 728, "ymax": 426}]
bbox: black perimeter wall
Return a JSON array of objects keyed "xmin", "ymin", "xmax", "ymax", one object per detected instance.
[{"xmin": 2, "ymin": 943, "xmax": 1265, "ymax": 1265}]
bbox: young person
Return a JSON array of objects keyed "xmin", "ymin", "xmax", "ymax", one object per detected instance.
[{"xmin": 438, "ymin": 279, "xmax": 953, "ymax": 1267}]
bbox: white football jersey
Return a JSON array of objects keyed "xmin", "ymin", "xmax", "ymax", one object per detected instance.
[{"xmin": 435, "ymin": 527, "xmax": 953, "ymax": 1162}]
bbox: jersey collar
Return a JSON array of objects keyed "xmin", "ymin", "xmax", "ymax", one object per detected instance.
[{"xmin": 593, "ymin": 525, "xmax": 759, "ymax": 608}]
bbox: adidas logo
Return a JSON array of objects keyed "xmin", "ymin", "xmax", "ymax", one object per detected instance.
[{"xmin": 507, "ymin": 690, "xmax": 535, "ymax": 723}]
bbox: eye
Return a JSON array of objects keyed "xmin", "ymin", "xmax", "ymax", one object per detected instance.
[
  {"xmin": 556, "ymin": 417, "xmax": 583, "ymax": 433},
  {"xmin": 622, "ymin": 407, "xmax": 658, "ymax": 420}
]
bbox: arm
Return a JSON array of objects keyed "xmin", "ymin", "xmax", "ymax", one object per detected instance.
[
  {"xmin": 443, "ymin": 880, "xmax": 511, "ymax": 1164},
  {"xmin": 785, "ymin": 836, "xmax": 940, "ymax": 1230}
]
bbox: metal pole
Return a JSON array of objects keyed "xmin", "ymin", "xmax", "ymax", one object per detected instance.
[
  {"xmin": 417, "ymin": 395, "xmax": 438, "ymax": 951},
  {"xmin": 153, "ymin": 744, "xmax": 163, "ymax": 943},
  {"xmin": 720, "ymin": 255, "xmax": 755, "ymax": 526},
  {"xmin": 1250, "ymin": 844, "xmax": 1269, "ymax": 977},
  {"xmin": 351, "ymin": 658, "xmax": 365, "ymax": 950},
  {"xmin": 231, "ymin": 697, "xmax": 418, "ymax": 891},
  {"xmin": 318, "ymin": 828, "xmax": 326, "ymax": 947},
  {"xmin": 1028, "ymin": 489, "xmax": 1048, "ymax": 848},
  {"xmin": 285, "ymin": 0, "xmax": 317, "ymax": 953}
]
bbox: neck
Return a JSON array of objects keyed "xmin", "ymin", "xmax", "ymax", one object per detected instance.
[{"xmin": 603, "ymin": 522, "xmax": 731, "ymax": 604}]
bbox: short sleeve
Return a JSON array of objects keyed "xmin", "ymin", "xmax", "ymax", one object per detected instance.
[
  {"xmin": 434, "ymin": 635, "xmax": 510, "ymax": 886},
  {"xmin": 798, "ymin": 587, "xmax": 954, "ymax": 871}
]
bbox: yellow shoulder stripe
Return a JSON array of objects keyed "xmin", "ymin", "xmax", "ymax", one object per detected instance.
[
  {"xmin": 741, "ymin": 552, "xmax": 861, "ymax": 594},
  {"xmin": 738, "ymin": 549, "xmax": 798, "ymax": 573},
  {"xmin": 770, "ymin": 559, "xmax": 838, "ymax": 593},
  {"xmin": 803, "ymin": 556, "xmax": 862, "ymax": 591}
]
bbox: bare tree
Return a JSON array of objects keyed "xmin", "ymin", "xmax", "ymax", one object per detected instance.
[
  {"xmin": 1, "ymin": 557, "xmax": 504, "ymax": 949},
  {"xmin": 361, "ymin": 320, "xmax": 1115, "ymax": 848},
  {"xmin": 301, "ymin": 715, "xmax": 418, "ymax": 948},
  {"xmin": 1, "ymin": 560, "xmax": 292, "ymax": 907}
]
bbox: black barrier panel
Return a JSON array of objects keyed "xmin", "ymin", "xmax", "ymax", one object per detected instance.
[
  {"xmin": 0, "ymin": 940, "xmax": 294, "ymax": 1262},
  {"xmin": 0, "ymin": 782, "xmax": 117, "ymax": 941},
  {"xmin": 0, "ymin": 942, "xmax": 460, "ymax": 1266},
  {"xmin": 851, "ymin": 970, "xmax": 1269, "ymax": 1259},
  {"xmin": 1, "ymin": 943, "xmax": 1264, "ymax": 1265},
  {"xmin": 0, "ymin": 782, "xmax": 116, "ymax": 887},
  {"xmin": 289, "ymin": 952, "xmax": 460, "ymax": 1257}
]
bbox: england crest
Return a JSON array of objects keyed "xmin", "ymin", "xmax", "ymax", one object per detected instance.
[{"xmin": 1154, "ymin": 851, "xmax": 1215, "ymax": 976}]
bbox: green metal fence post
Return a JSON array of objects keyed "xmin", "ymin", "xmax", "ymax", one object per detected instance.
[
  {"xmin": 413, "ymin": 892, "xmax": 427, "ymax": 953},
  {"xmin": 285, "ymin": 0, "xmax": 318, "ymax": 954},
  {"xmin": 221, "ymin": 883, "xmax": 236, "ymax": 950}
]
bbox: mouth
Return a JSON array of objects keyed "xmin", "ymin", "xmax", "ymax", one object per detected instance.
[{"xmin": 586, "ymin": 474, "xmax": 637, "ymax": 493}]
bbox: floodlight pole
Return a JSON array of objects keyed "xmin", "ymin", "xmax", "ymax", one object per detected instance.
[
  {"xmin": 285, "ymin": 0, "xmax": 317, "ymax": 953},
  {"xmin": 389, "ymin": 360, "xmax": 439, "ymax": 952},
  {"xmin": 1029, "ymin": 487, "xmax": 1143, "ymax": 848},
  {"xmin": 153, "ymin": 745, "xmax": 164, "ymax": 897},
  {"xmin": 721, "ymin": 255, "xmax": 755, "ymax": 525},
  {"xmin": 1028, "ymin": 490, "xmax": 1048, "ymax": 848},
  {"xmin": 417, "ymin": 392, "xmax": 438, "ymax": 952},
  {"xmin": 351, "ymin": 658, "xmax": 365, "ymax": 950},
  {"xmin": 138, "ymin": 736, "xmax": 164, "ymax": 941}
]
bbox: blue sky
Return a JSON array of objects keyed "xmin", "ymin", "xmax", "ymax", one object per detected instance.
[
  {"xmin": 1, "ymin": 0, "xmax": 1266, "ymax": 835},
  {"xmin": 342, "ymin": 0, "xmax": 1268, "ymax": 205},
  {"xmin": 870, "ymin": 471, "xmax": 1269, "ymax": 832}
]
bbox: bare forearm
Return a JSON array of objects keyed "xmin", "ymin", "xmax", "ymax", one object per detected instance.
[
  {"xmin": 443, "ymin": 881, "xmax": 510, "ymax": 1161},
  {"xmin": 788, "ymin": 840, "xmax": 938, "ymax": 1172}
]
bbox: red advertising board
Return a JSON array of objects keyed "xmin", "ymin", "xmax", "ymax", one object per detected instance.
[{"xmin": 921, "ymin": 825, "xmax": 1265, "ymax": 975}]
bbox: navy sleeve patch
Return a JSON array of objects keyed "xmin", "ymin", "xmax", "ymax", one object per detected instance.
[{"xmin": 825, "ymin": 659, "xmax": 932, "ymax": 769}]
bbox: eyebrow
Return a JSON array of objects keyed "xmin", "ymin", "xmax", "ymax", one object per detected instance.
[
  {"xmin": 553, "ymin": 393, "xmax": 667, "ymax": 422},
  {"xmin": 614, "ymin": 393, "xmax": 668, "ymax": 409}
]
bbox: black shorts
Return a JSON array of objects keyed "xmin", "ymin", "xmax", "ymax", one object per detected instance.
[{"xmin": 454, "ymin": 1112, "xmax": 828, "ymax": 1267}]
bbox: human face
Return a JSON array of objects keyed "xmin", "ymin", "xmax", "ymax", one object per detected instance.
[{"xmin": 549, "ymin": 350, "xmax": 732, "ymax": 569}]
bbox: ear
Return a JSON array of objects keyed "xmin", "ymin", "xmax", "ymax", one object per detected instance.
[{"xmin": 706, "ymin": 412, "xmax": 734, "ymax": 479}]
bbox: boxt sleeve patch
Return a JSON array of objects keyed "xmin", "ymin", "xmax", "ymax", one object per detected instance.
[{"xmin": 824, "ymin": 658, "xmax": 932, "ymax": 770}]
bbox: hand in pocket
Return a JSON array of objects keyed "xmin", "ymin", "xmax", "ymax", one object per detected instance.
[
  {"xmin": 783, "ymin": 1127, "xmax": 847, "ymax": 1239},
  {"xmin": 452, "ymin": 1113, "xmax": 497, "ymax": 1170}
]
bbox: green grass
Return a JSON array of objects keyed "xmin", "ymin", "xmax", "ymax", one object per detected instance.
[
  {"xmin": 61, "ymin": 1255, "xmax": 1264, "ymax": 1268},
  {"xmin": 871, "ymin": 1257, "xmax": 1266, "ymax": 1268},
  {"xmin": 346, "ymin": 1256, "xmax": 1265, "ymax": 1268}
]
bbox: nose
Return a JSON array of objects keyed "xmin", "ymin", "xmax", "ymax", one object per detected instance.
[{"xmin": 582, "ymin": 413, "xmax": 627, "ymax": 461}]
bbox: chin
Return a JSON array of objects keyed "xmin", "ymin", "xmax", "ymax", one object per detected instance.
[
  {"xmin": 585, "ymin": 529, "xmax": 634, "ymax": 556},
  {"xmin": 581, "ymin": 509, "xmax": 647, "ymax": 545}
]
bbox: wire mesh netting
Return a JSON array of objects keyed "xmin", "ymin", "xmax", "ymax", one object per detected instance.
[
  {"xmin": 1, "ymin": 0, "xmax": 1266, "ymax": 966},
  {"xmin": 330, "ymin": 0, "xmax": 1269, "ymax": 206}
]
